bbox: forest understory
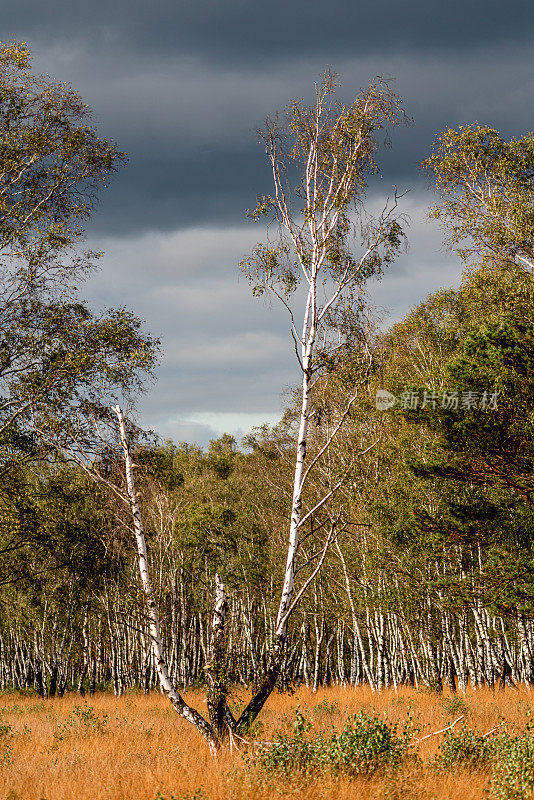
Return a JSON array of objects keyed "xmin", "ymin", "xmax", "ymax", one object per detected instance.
[{"xmin": 1, "ymin": 685, "xmax": 534, "ymax": 800}]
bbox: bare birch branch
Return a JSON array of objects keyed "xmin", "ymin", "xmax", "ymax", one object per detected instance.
[{"xmin": 414, "ymin": 715, "xmax": 464, "ymax": 744}]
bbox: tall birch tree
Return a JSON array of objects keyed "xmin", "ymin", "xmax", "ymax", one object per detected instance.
[{"xmin": 236, "ymin": 71, "xmax": 406, "ymax": 720}]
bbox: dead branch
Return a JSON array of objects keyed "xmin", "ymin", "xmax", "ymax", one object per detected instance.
[{"xmin": 414, "ymin": 715, "xmax": 464, "ymax": 744}]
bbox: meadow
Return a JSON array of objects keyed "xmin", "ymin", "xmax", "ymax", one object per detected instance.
[{"xmin": 0, "ymin": 685, "xmax": 533, "ymax": 800}]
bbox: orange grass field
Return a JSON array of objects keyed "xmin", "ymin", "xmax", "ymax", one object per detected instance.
[{"xmin": 0, "ymin": 684, "xmax": 532, "ymax": 800}]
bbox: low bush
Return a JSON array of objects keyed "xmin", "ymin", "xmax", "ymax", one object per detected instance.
[
  {"xmin": 435, "ymin": 726, "xmax": 494, "ymax": 770},
  {"xmin": 490, "ymin": 730, "xmax": 534, "ymax": 800},
  {"xmin": 434, "ymin": 718, "xmax": 534, "ymax": 799},
  {"xmin": 313, "ymin": 699, "xmax": 339, "ymax": 716},
  {"xmin": 441, "ymin": 695, "xmax": 470, "ymax": 718},
  {"xmin": 72, "ymin": 702, "xmax": 108, "ymax": 732},
  {"xmin": 0, "ymin": 720, "xmax": 13, "ymax": 764},
  {"xmin": 257, "ymin": 708, "xmax": 320, "ymax": 773},
  {"xmin": 327, "ymin": 711, "xmax": 411, "ymax": 775},
  {"xmin": 256, "ymin": 708, "xmax": 411, "ymax": 777}
]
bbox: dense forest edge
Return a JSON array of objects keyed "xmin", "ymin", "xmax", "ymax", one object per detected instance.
[{"xmin": 3, "ymin": 259, "xmax": 534, "ymax": 702}]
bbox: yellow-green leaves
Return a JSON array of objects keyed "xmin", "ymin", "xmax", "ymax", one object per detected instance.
[
  {"xmin": 246, "ymin": 195, "xmax": 276, "ymax": 222},
  {"xmin": 242, "ymin": 72, "xmax": 406, "ymax": 308},
  {"xmin": 424, "ymin": 124, "xmax": 534, "ymax": 270},
  {"xmin": 0, "ymin": 40, "xmax": 127, "ymax": 288},
  {"xmin": 0, "ymin": 41, "xmax": 31, "ymax": 70},
  {"xmin": 0, "ymin": 43, "xmax": 157, "ymax": 469}
]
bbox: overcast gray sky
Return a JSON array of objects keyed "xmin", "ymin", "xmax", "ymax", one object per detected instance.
[{"xmin": 5, "ymin": 1, "xmax": 534, "ymax": 445}]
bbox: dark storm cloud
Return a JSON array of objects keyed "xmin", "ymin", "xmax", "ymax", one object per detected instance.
[
  {"xmin": 6, "ymin": 1, "xmax": 534, "ymax": 236},
  {"xmin": 4, "ymin": 2, "xmax": 534, "ymax": 444},
  {"xmin": 4, "ymin": 0, "xmax": 534, "ymax": 65},
  {"xmin": 86, "ymin": 44, "xmax": 534, "ymax": 236},
  {"xmin": 14, "ymin": 39, "xmax": 532, "ymax": 238},
  {"xmin": 93, "ymin": 147, "xmax": 271, "ymax": 234}
]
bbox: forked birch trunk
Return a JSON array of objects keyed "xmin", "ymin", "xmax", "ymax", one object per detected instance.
[
  {"xmin": 105, "ymin": 77, "xmax": 407, "ymax": 749},
  {"xmin": 113, "ymin": 404, "xmax": 220, "ymax": 752},
  {"xmin": 205, "ymin": 573, "xmax": 230, "ymax": 738}
]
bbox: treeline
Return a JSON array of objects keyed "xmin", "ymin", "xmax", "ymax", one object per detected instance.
[
  {"xmin": 2, "ymin": 260, "xmax": 533, "ymax": 695},
  {"xmin": 2, "ymin": 42, "xmax": 534, "ymax": 702}
]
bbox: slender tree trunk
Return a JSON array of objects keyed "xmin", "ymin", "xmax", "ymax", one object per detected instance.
[{"xmin": 114, "ymin": 405, "xmax": 220, "ymax": 751}]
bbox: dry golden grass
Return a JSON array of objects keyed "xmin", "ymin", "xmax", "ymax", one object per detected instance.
[{"xmin": 0, "ymin": 684, "xmax": 532, "ymax": 800}]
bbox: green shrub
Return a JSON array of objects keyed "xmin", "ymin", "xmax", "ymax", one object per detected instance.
[
  {"xmin": 72, "ymin": 702, "xmax": 108, "ymax": 732},
  {"xmin": 0, "ymin": 720, "xmax": 13, "ymax": 764},
  {"xmin": 51, "ymin": 702, "xmax": 108, "ymax": 748},
  {"xmin": 491, "ymin": 731, "xmax": 534, "ymax": 800},
  {"xmin": 327, "ymin": 711, "xmax": 411, "ymax": 775},
  {"xmin": 441, "ymin": 695, "xmax": 470, "ymax": 718},
  {"xmin": 256, "ymin": 708, "xmax": 410, "ymax": 777},
  {"xmin": 313, "ymin": 699, "xmax": 339, "ymax": 716},
  {"xmin": 435, "ymin": 726, "xmax": 493, "ymax": 770},
  {"xmin": 257, "ymin": 708, "xmax": 321, "ymax": 774}
]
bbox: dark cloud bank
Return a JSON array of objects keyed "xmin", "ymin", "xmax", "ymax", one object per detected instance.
[{"xmin": 3, "ymin": 1, "xmax": 534, "ymax": 443}]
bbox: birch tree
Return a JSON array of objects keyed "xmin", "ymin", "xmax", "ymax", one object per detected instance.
[
  {"xmin": 0, "ymin": 41, "xmax": 130, "ymax": 458},
  {"xmin": 236, "ymin": 71, "xmax": 406, "ymax": 720},
  {"xmin": 0, "ymin": 41, "xmax": 160, "ymax": 589},
  {"xmin": 423, "ymin": 125, "xmax": 534, "ymax": 272}
]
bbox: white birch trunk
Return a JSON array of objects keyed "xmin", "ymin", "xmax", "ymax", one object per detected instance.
[
  {"xmin": 113, "ymin": 405, "xmax": 218, "ymax": 751},
  {"xmin": 275, "ymin": 333, "xmax": 314, "ymax": 640}
]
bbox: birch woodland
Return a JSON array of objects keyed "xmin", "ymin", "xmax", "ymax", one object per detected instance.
[{"xmin": 2, "ymin": 49, "xmax": 534, "ymax": 763}]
